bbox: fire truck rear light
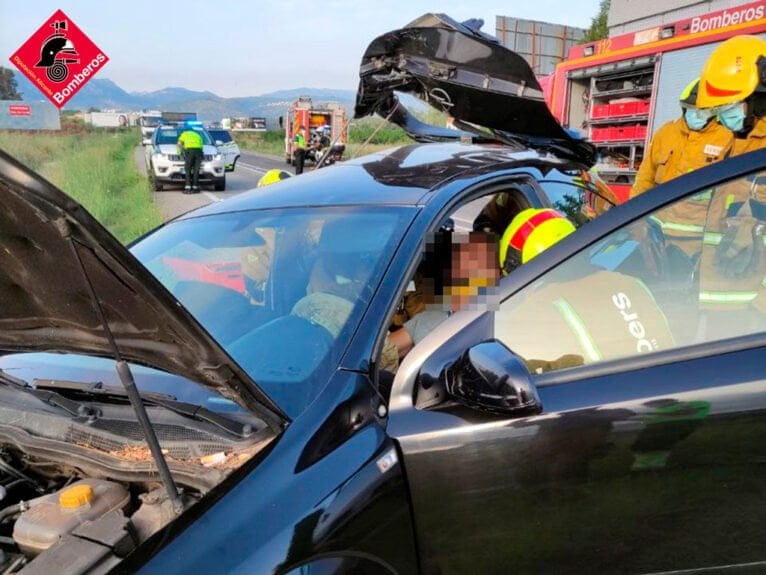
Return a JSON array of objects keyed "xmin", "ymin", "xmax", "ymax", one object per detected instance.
[{"xmin": 661, "ymin": 26, "xmax": 675, "ymax": 39}]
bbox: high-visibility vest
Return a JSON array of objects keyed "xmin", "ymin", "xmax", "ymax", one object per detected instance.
[
  {"xmin": 178, "ymin": 130, "xmax": 204, "ymax": 149},
  {"xmin": 294, "ymin": 133, "xmax": 306, "ymax": 149}
]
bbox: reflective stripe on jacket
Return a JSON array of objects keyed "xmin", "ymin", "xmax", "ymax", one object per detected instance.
[{"xmin": 698, "ymin": 116, "xmax": 766, "ymax": 311}]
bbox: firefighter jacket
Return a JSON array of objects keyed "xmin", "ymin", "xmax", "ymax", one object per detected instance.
[
  {"xmin": 497, "ymin": 270, "xmax": 675, "ymax": 373},
  {"xmin": 698, "ymin": 116, "xmax": 766, "ymax": 311},
  {"xmin": 632, "ymin": 118, "xmax": 733, "ymax": 246},
  {"xmin": 632, "ymin": 118, "xmax": 732, "ymax": 197}
]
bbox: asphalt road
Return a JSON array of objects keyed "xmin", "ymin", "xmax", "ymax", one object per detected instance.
[{"xmin": 134, "ymin": 146, "xmax": 294, "ymax": 221}]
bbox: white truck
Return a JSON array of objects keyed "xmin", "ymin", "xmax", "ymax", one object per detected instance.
[{"xmin": 138, "ymin": 112, "xmax": 163, "ymax": 145}]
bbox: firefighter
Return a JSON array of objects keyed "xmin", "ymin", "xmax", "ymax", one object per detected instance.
[
  {"xmin": 495, "ymin": 209, "xmax": 676, "ymax": 373},
  {"xmin": 257, "ymin": 169, "xmax": 291, "ymax": 187},
  {"xmin": 177, "ymin": 121, "xmax": 204, "ymax": 193},
  {"xmin": 630, "ymin": 79, "xmax": 734, "ymax": 257},
  {"xmin": 694, "ymin": 35, "xmax": 766, "ymax": 330},
  {"xmin": 498, "ymin": 208, "xmax": 576, "ymax": 274},
  {"xmin": 293, "ymin": 124, "xmax": 308, "ymax": 175},
  {"xmin": 242, "ymin": 169, "xmax": 292, "ymax": 303},
  {"xmin": 632, "ymin": 79, "xmax": 733, "ymax": 198}
]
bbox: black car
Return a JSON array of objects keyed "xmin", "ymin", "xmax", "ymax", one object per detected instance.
[{"xmin": 1, "ymin": 14, "xmax": 765, "ymax": 575}]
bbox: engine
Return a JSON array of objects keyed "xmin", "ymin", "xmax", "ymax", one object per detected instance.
[{"xmin": 0, "ymin": 450, "xmax": 185, "ymax": 574}]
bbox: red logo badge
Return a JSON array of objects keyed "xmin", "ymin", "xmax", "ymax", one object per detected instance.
[{"xmin": 9, "ymin": 9, "xmax": 108, "ymax": 109}]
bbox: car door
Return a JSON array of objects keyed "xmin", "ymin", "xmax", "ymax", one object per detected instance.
[{"xmin": 387, "ymin": 155, "xmax": 766, "ymax": 574}]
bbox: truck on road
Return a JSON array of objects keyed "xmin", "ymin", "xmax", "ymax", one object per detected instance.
[
  {"xmin": 138, "ymin": 112, "xmax": 163, "ymax": 146},
  {"xmin": 284, "ymin": 97, "xmax": 347, "ymax": 167}
]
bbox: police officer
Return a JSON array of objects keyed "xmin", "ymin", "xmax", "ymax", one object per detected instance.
[
  {"xmin": 631, "ymin": 79, "xmax": 734, "ymax": 257},
  {"xmin": 694, "ymin": 35, "xmax": 766, "ymax": 327},
  {"xmin": 293, "ymin": 124, "xmax": 307, "ymax": 175},
  {"xmin": 177, "ymin": 121, "xmax": 204, "ymax": 193}
]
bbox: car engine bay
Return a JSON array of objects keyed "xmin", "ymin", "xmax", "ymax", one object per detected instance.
[{"xmin": 0, "ymin": 385, "xmax": 273, "ymax": 574}]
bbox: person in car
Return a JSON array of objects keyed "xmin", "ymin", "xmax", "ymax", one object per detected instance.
[
  {"xmin": 386, "ymin": 209, "xmax": 572, "ymax": 366},
  {"xmin": 694, "ymin": 35, "xmax": 766, "ymax": 325},
  {"xmin": 378, "ymin": 229, "xmax": 502, "ymax": 371}
]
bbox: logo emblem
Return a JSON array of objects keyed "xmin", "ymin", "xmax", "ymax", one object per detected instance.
[{"xmin": 9, "ymin": 9, "xmax": 108, "ymax": 109}]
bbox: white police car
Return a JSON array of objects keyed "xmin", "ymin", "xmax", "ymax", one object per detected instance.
[
  {"xmin": 145, "ymin": 124, "xmax": 226, "ymax": 191},
  {"xmin": 207, "ymin": 128, "xmax": 241, "ymax": 172}
]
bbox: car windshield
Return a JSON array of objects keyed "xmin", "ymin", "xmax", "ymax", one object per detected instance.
[
  {"xmin": 155, "ymin": 127, "xmax": 213, "ymax": 146},
  {"xmin": 141, "ymin": 116, "xmax": 162, "ymax": 127},
  {"xmin": 131, "ymin": 206, "xmax": 414, "ymax": 417},
  {"xmin": 208, "ymin": 130, "xmax": 233, "ymax": 144}
]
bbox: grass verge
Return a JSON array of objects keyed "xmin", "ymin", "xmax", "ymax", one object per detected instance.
[
  {"xmin": 0, "ymin": 128, "xmax": 163, "ymax": 243},
  {"xmin": 235, "ymin": 117, "xmax": 412, "ymax": 159}
]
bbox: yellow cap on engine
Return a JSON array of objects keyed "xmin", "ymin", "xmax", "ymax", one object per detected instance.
[{"xmin": 59, "ymin": 484, "xmax": 94, "ymax": 508}]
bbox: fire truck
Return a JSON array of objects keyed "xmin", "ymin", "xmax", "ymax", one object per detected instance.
[
  {"xmin": 547, "ymin": 0, "xmax": 766, "ymax": 201},
  {"xmin": 284, "ymin": 97, "xmax": 348, "ymax": 166}
]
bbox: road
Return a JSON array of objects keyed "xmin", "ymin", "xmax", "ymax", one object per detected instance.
[{"xmin": 134, "ymin": 147, "xmax": 293, "ymax": 221}]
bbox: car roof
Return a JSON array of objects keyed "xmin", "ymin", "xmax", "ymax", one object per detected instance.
[{"xmin": 183, "ymin": 142, "xmax": 584, "ymax": 217}]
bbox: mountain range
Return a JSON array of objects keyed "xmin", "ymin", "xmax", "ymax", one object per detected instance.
[{"xmin": 11, "ymin": 71, "xmax": 360, "ymax": 122}]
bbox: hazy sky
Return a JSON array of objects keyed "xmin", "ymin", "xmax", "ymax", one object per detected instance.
[{"xmin": 0, "ymin": 0, "xmax": 601, "ymax": 97}]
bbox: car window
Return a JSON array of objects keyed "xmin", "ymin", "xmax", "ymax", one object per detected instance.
[
  {"xmin": 537, "ymin": 170, "xmax": 615, "ymax": 225},
  {"xmin": 209, "ymin": 130, "xmax": 233, "ymax": 144},
  {"xmin": 155, "ymin": 128, "xmax": 180, "ymax": 145},
  {"xmin": 131, "ymin": 206, "xmax": 414, "ymax": 417},
  {"xmin": 495, "ymin": 169, "xmax": 766, "ymax": 373},
  {"xmin": 155, "ymin": 128, "xmax": 213, "ymax": 146}
]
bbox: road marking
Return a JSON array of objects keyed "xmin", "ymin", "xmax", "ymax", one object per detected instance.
[
  {"xmin": 237, "ymin": 163, "xmax": 268, "ymax": 174},
  {"xmin": 203, "ymin": 192, "xmax": 222, "ymax": 203}
]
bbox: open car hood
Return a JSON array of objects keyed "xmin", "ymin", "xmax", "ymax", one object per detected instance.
[
  {"xmin": 0, "ymin": 150, "xmax": 286, "ymax": 429},
  {"xmin": 355, "ymin": 13, "xmax": 596, "ymax": 166}
]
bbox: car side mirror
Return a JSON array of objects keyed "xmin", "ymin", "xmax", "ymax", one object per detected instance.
[
  {"xmin": 445, "ymin": 340, "xmax": 541, "ymax": 415},
  {"xmin": 215, "ymin": 140, "xmax": 224, "ymax": 146}
]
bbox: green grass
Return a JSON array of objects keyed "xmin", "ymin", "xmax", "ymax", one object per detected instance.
[
  {"xmin": 235, "ymin": 117, "xmax": 413, "ymax": 159},
  {"xmin": 234, "ymin": 130, "xmax": 286, "ymax": 157},
  {"xmin": 0, "ymin": 127, "xmax": 163, "ymax": 243}
]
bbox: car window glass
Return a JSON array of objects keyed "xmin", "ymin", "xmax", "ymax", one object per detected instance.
[
  {"xmin": 537, "ymin": 179, "xmax": 591, "ymax": 227},
  {"xmin": 209, "ymin": 130, "xmax": 232, "ymax": 144},
  {"xmin": 495, "ymin": 170, "xmax": 766, "ymax": 374},
  {"xmin": 132, "ymin": 206, "xmax": 412, "ymax": 417}
]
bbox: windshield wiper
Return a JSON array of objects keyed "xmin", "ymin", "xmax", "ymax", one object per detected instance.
[
  {"xmin": 0, "ymin": 369, "xmax": 100, "ymax": 421},
  {"xmin": 33, "ymin": 379, "xmax": 253, "ymax": 439}
]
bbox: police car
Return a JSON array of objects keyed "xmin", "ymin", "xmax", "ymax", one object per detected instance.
[
  {"xmin": 144, "ymin": 124, "xmax": 226, "ymax": 191},
  {"xmin": 207, "ymin": 128, "xmax": 241, "ymax": 172}
]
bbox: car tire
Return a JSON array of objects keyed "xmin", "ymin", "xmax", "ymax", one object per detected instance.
[
  {"xmin": 214, "ymin": 176, "xmax": 226, "ymax": 192},
  {"xmin": 151, "ymin": 174, "xmax": 163, "ymax": 192}
]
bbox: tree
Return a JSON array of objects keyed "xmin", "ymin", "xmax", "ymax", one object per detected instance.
[
  {"xmin": 0, "ymin": 67, "xmax": 22, "ymax": 100},
  {"xmin": 582, "ymin": 0, "xmax": 610, "ymax": 43}
]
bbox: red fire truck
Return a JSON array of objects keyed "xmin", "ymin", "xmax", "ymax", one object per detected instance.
[
  {"xmin": 284, "ymin": 97, "xmax": 348, "ymax": 166},
  {"xmin": 546, "ymin": 0, "xmax": 765, "ymax": 201}
]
